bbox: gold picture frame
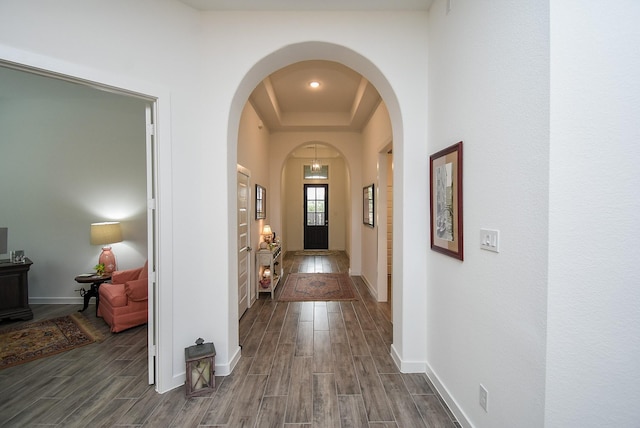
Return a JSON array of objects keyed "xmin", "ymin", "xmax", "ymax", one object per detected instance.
[
  {"xmin": 255, "ymin": 184, "xmax": 266, "ymax": 220},
  {"xmin": 363, "ymin": 184, "xmax": 374, "ymax": 227}
]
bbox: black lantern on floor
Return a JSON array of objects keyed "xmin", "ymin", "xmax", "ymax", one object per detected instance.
[{"xmin": 184, "ymin": 338, "xmax": 216, "ymax": 398}]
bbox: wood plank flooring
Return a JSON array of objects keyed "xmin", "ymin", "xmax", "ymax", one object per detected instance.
[{"xmin": 0, "ymin": 251, "xmax": 459, "ymax": 427}]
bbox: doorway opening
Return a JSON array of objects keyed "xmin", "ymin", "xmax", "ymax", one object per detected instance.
[
  {"xmin": 229, "ymin": 41, "xmax": 405, "ymax": 377},
  {"xmin": 0, "ymin": 60, "xmax": 160, "ymax": 388}
]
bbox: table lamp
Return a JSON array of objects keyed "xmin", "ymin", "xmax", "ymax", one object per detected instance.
[
  {"xmin": 262, "ymin": 224, "xmax": 273, "ymax": 244},
  {"xmin": 90, "ymin": 222, "xmax": 123, "ymax": 274}
]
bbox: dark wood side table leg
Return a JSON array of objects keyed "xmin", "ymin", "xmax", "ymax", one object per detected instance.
[
  {"xmin": 79, "ymin": 288, "xmax": 91, "ymax": 313},
  {"xmin": 77, "ymin": 282, "xmax": 101, "ymax": 314},
  {"xmin": 93, "ymin": 283, "xmax": 100, "ymax": 316}
]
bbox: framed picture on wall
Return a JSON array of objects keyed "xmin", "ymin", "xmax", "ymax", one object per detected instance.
[
  {"xmin": 255, "ymin": 184, "xmax": 266, "ymax": 220},
  {"xmin": 363, "ymin": 184, "xmax": 375, "ymax": 227},
  {"xmin": 429, "ymin": 141, "xmax": 463, "ymax": 260}
]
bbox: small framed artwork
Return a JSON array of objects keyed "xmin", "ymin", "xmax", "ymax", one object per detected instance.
[
  {"xmin": 363, "ymin": 184, "xmax": 375, "ymax": 227},
  {"xmin": 11, "ymin": 250, "xmax": 25, "ymax": 263},
  {"xmin": 430, "ymin": 141, "xmax": 463, "ymax": 260},
  {"xmin": 255, "ymin": 184, "xmax": 266, "ymax": 220}
]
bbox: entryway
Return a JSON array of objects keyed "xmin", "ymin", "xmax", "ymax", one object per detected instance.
[{"xmin": 303, "ymin": 184, "xmax": 329, "ymax": 250}]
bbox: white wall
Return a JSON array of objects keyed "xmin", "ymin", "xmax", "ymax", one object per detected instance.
[
  {"xmin": 546, "ymin": 2, "xmax": 640, "ymax": 426},
  {"xmin": 361, "ymin": 102, "xmax": 392, "ymax": 298},
  {"xmin": 238, "ymin": 102, "xmax": 271, "ymax": 251},
  {"xmin": 0, "ymin": 70, "xmax": 147, "ymax": 301},
  {"xmin": 427, "ymin": 1, "xmax": 549, "ymax": 426}
]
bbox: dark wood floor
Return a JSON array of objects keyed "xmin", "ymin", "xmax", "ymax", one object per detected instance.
[{"xmin": 0, "ymin": 251, "xmax": 458, "ymax": 427}]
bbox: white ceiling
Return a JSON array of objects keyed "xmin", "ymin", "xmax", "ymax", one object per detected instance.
[
  {"xmin": 249, "ymin": 60, "xmax": 382, "ymax": 133},
  {"xmin": 180, "ymin": 0, "xmax": 433, "ymax": 11}
]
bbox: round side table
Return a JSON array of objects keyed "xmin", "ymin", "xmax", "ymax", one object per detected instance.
[{"xmin": 74, "ymin": 273, "xmax": 111, "ymax": 315}]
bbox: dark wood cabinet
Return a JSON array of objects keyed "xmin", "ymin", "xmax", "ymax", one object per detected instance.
[{"xmin": 0, "ymin": 258, "xmax": 33, "ymax": 320}]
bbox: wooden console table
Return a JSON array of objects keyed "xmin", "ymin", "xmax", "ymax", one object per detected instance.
[
  {"xmin": 0, "ymin": 258, "xmax": 34, "ymax": 320},
  {"xmin": 256, "ymin": 244, "xmax": 283, "ymax": 299}
]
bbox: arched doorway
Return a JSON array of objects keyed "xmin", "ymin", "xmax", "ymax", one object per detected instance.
[
  {"xmin": 227, "ymin": 41, "xmax": 404, "ymax": 369},
  {"xmin": 279, "ymin": 142, "xmax": 351, "ymax": 253}
]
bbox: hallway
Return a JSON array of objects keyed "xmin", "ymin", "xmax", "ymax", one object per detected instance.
[
  {"xmin": 0, "ymin": 252, "xmax": 457, "ymax": 427},
  {"xmin": 233, "ymin": 251, "xmax": 458, "ymax": 427}
]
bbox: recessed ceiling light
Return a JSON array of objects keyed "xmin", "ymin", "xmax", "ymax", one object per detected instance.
[{"xmin": 309, "ymin": 81, "xmax": 320, "ymax": 88}]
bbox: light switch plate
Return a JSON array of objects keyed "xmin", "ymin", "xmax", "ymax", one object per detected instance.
[{"xmin": 480, "ymin": 229, "xmax": 499, "ymax": 253}]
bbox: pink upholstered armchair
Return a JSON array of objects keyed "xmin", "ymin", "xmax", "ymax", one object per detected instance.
[{"xmin": 97, "ymin": 261, "xmax": 148, "ymax": 333}]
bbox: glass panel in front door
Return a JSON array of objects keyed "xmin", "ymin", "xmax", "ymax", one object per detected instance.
[{"xmin": 306, "ymin": 186, "xmax": 326, "ymax": 225}]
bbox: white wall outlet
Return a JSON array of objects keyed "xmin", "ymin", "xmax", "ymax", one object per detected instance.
[
  {"xmin": 479, "ymin": 384, "xmax": 489, "ymax": 412},
  {"xmin": 480, "ymin": 229, "xmax": 500, "ymax": 253}
]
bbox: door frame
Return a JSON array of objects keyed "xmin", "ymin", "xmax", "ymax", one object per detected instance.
[
  {"xmin": 303, "ymin": 183, "xmax": 329, "ymax": 249},
  {"xmin": 0, "ymin": 54, "xmax": 170, "ymax": 392}
]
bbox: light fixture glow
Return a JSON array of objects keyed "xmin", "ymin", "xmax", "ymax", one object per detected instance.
[
  {"xmin": 311, "ymin": 144, "xmax": 321, "ymax": 172},
  {"xmin": 309, "ymin": 81, "xmax": 320, "ymax": 88}
]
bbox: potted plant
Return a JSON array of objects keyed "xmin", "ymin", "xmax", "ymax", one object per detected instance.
[{"xmin": 94, "ymin": 263, "xmax": 105, "ymax": 276}]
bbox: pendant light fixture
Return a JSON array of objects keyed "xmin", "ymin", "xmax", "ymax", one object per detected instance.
[{"xmin": 311, "ymin": 144, "xmax": 321, "ymax": 172}]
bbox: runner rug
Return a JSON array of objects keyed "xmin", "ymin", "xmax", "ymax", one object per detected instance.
[
  {"xmin": 294, "ymin": 250, "xmax": 338, "ymax": 256},
  {"xmin": 278, "ymin": 273, "xmax": 357, "ymax": 301},
  {"xmin": 0, "ymin": 313, "xmax": 103, "ymax": 369}
]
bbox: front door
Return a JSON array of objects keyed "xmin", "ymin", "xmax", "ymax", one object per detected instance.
[{"xmin": 304, "ymin": 184, "xmax": 329, "ymax": 249}]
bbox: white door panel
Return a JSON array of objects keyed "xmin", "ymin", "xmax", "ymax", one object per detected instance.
[{"xmin": 237, "ymin": 169, "xmax": 251, "ymax": 318}]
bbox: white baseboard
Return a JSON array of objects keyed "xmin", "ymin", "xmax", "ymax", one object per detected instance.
[
  {"xmin": 390, "ymin": 344, "xmax": 427, "ymax": 372},
  {"xmin": 169, "ymin": 373, "xmax": 186, "ymax": 393},
  {"xmin": 390, "ymin": 346, "xmax": 470, "ymax": 427},
  {"xmin": 360, "ymin": 274, "xmax": 378, "ymax": 300},
  {"xmin": 29, "ymin": 297, "xmax": 84, "ymax": 304},
  {"xmin": 425, "ymin": 362, "xmax": 472, "ymax": 428},
  {"xmin": 223, "ymin": 345, "xmax": 242, "ymax": 376}
]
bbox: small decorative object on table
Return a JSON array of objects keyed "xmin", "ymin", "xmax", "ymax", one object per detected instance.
[
  {"xmin": 94, "ymin": 263, "xmax": 106, "ymax": 276},
  {"xmin": 10, "ymin": 250, "xmax": 26, "ymax": 263},
  {"xmin": 185, "ymin": 338, "xmax": 216, "ymax": 398}
]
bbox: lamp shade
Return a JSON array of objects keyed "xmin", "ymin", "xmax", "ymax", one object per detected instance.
[
  {"xmin": 90, "ymin": 222, "xmax": 123, "ymax": 246},
  {"xmin": 262, "ymin": 225, "xmax": 272, "ymax": 236}
]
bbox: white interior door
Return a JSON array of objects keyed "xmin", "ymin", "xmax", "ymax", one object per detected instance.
[
  {"xmin": 237, "ymin": 167, "xmax": 252, "ymax": 318},
  {"xmin": 145, "ymin": 104, "xmax": 157, "ymax": 385}
]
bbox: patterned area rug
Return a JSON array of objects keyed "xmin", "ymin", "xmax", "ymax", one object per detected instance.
[
  {"xmin": 278, "ymin": 273, "xmax": 357, "ymax": 301},
  {"xmin": 0, "ymin": 313, "xmax": 103, "ymax": 369},
  {"xmin": 294, "ymin": 250, "xmax": 338, "ymax": 256}
]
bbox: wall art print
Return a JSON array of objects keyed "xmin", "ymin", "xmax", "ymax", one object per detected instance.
[{"xmin": 430, "ymin": 141, "xmax": 463, "ymax": 260}]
